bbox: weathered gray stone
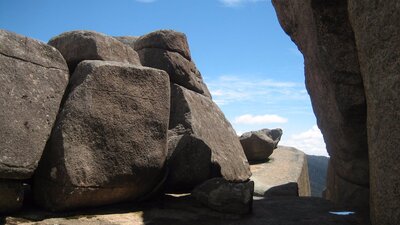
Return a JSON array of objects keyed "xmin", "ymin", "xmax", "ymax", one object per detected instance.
[
  {"xmin": 239, "ymin": 128, "xmax": 282, "ymax": 162},
  {"xmin": 0, "ymin": 180, "xmax": 25, "ymax": 213},
  {"xmin": 33, "ymin": 60, "xmax": 170, "ymax": 211},
  {"xmin": 137, "ymin": 48, "xmax": 211, "ymax": 97},
  {"xmin": 192, "ymin": 178, "xmax": 254, "ymax": 214},
  {"xmin": 348, "ymin": 2, "xmax": 400, "ymax": 223},
  {"xmin": 0, "ymin": 29, "xmax": 69, "ymax": 179},
  {"xmin": 324, "ymin": 161, "xmax": 369, "ymax": 211},
  {"xmin": 272, "ymin": 0, "xmax": 369, "ymax": 211},
  {"xmin": 134, "ymin": 30, "xmax": 191, "ymax": 61},
  {"xmin": 48, "ymin": 30, "xmax": 141, "ymax": 73},
  {"xmin": 250, "ymin": 146, "xmax": 310, "ymax": 197},
  {"xmin": 166, "ymin": 84, "xmax": 251, "ymax": 191},
  {"xmin": 114, "ymin": 36, "xmax": 139, "ymax": 50}
]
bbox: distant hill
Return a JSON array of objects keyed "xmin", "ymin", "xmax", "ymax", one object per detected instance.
[{"xmin": 307, "ymin": 155, "xmax": 329, "ymax": 197}]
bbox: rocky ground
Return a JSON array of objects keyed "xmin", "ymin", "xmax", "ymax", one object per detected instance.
[{"xmin": 3, "ymin": 195, "xmax": 368, "ymax": 225}]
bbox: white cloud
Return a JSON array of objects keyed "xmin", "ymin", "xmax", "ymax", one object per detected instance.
[
  {"xmin": 206, "ymin": 75, "xmax": 308, "ymax": 106},
  {"xmin": 219, "ymin": 0, "xmax": 266, "ymax": 7},
  {"xmin": 234, "ymin": 114, "xmax": 288, "ymax": 125},
  {"xmin": 280, "ymin": 125, "xmax": 328, "ymax": 156},
  {"xmin": 136, "ymin": 0, "xmax": 156, "ymax": 3}
]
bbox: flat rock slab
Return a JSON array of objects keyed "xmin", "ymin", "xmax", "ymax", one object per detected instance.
[
  {"xmin": 0, "ymin": 29, "xmax": 69, "ymax": 179},
  {"xmin": 250, "ymin": 146, "xmax": 311, "ymax": 197},
  {"xmin": 4, "ymin": 196, "xmax": 366, "ymax": 225},
  {"xmin": 33, "ymin": 61, "xmax": 170, "ymax": 211}
]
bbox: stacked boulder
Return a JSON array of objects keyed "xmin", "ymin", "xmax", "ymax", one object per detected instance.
[
  {"xmin": 0, "ymin": 30, "xmax": 69, "ymax": 212},
  {"xmin": 0, "ymin": 29, "xmax": 253, "ymax": 214},
  {"xmin": 239, "ymin": 128, "xmax": 283, "ymax": 163}
]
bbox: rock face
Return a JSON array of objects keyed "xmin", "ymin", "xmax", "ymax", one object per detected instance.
[
  {"xmin": 0, "ymin": 29, "xmax": 69, "ymax": 180},
  {"xmin": 250, "ymin": 146, "xmax": 310, "ymax": 197},
  {"xmin": 272, "ymin": 0, "xmax": 369, "ymax": 211},
  {"xmin": 272, "ymin": 1, "xmax": 400, "ymax": 223},
  {"xmin": 134, "ymin": 30, "xmax": 211, "ymax": 98},
  {"xmin": 34, "ymin": 61, "xmax": 170, "ymax": 211},
  {"xmin": 48, "ymin": 30, "xmax": 141, "ymax": 73},
  {"xmin": 239, "ymin": 128, "xmax": 282, "ymax": 162},
  {"xmin": 192, "ymin": 178, "xmax": 254, "ymax": 214},
  {"xmin": 166, "ymin": 84, "xmax": 251, "ymax": 192},
  {"xmin": 347, "ymin": 1, "xmax": 400, "ymax": 224},
  {"xmin": 324, "ymin": 161, "xmax": 369, "ymax": 211},
  {"xmin": 0, "ymin": 180, "xmax": 25, "ymax": 213}
]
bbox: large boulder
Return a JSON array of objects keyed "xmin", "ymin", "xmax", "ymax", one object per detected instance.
[
  {"xmin": 48, "ymin": 30, "xmax": 141, "ymax": 73},
  {"xmin": 134, "ymin": 30, "xmax": 191, "ymax": 61},
  {"xmin": 137, "ymin": 48, "xmax": 211, "ymax": 97},
  {"xmin": 348, "ymin": 1, "xmax": 400, "ymax": 223},
  {"xmin": 239, "ymin": 128, "xmax": 282, "ymax": 162},
  {"xmin": 272, "ymin": 0, "xmax": 369, "ymax": 211},
  {"xmin": 0, "ymin": 180, "xmax": 25, "ymax": 213},
  {"xmin": 192, "ymin": 178, "xmax": 254, "ymax": 214},
  {"xmin": 33, "ymin": 60, "xmax": 170, "ymax": 211},
  {"xmin": 166, "ymin": 84, "xmax": 251, "ymax": 192},
  {"xmin": 0, "ymin": 29, "xmax": 69, "ymax": 180},
  {"xmin": 250, "ymin": 146, "xmax": 310, "ymax": 197}
]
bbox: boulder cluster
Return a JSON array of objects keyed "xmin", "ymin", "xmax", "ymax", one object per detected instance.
[{"xmin": 0, "ymin": 29, "xmax": 252, "ymax": 213}]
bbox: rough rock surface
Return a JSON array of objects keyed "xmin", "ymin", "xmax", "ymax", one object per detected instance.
[
  {"xmin": 134, "ymin": 30, "xmax": 192, "ymax": 61},
  {"xmin": 114, "ymin": 36, "xmax": 139, "ymax": 50},
  {"xmin": 239, "ymin": 128, "xmax": 282, "ymax": 162},
  {"xmin": 192, "ymin": 178, "xmax": 254, "ymax": 214},
  {"xmin": 271, "ymin": 0, "xmax": 369, "ymax": 211},
  {"xmin": 0, "ymin": 180, "xmax": 25, "ymax": 213},
  {"xmin": 250, "ymin": 146, "xmax": 310, "ymax": 197},
  {"xmin": 33, "ymin": 60, "xmax": 170, "ymax": 211},
  {"xmin": 324, "ymin": 161, "xmax": 369, "ymax": 211},
  {"xmin": 347, "ymin": 1, "xmax": 400, "ymax": 224},
  {"xmin": 0, "ymin": 29, "xmax": 69, "ymax": 179},
  {"xmin": 48, "ymin": 30, "xmax": 141, "ymax": 72},
  {"xmin": 166, "ymin": 84, "xmax": 251, "ymax": 191},
  {"xmin": 137, "ymin": 48, "xmax": 211, "ymax": 97},
  {"xmin": 5, "ymin": 196, "xmax": 366, "ymax": 225}
]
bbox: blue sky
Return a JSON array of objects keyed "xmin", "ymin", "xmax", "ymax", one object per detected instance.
[{"xmin": 0, "ymin": 0, "xmax": 327, "ymax": 156}]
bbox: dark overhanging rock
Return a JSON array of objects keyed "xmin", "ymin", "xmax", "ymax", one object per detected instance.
[{"xmin": 272, "ymin": 0, "xmax": 369, "ymax": 212}]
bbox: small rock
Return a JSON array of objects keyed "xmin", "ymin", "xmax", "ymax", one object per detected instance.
[{"xmin": 192, "ymin": 178, "xmax": 254, "ymax": 214}]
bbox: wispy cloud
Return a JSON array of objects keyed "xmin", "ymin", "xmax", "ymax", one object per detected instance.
[
  {"xmin": 234, "ymin": 114, "xmax": 288, "ymax": 125},
  {"xmin": 207, "ymin": 75, "xmax": 308, "ymax": 106},
  {"xmin": 136, "ymin": 0, "xmax": 156, "ymax": 3},
  {"xmin": 219, "ymin": 0, "xmax": 266, "ymax": 7},
  {"xmin": 280, "ymin": 125, "xmax": 328, "ymax": 156}
]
